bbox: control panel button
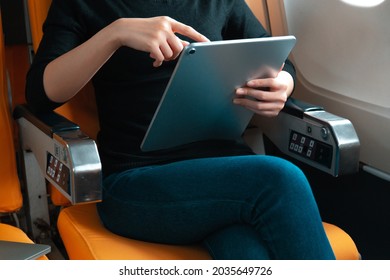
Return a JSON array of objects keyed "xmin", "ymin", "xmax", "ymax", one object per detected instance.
[{"xmin": 289, "ymin": 130, "xmax": 333, "ymax": 168}]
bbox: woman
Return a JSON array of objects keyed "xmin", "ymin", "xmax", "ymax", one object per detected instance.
[{"xmin": 26, "ymin": 0, "xmax": 335, "ymax": 259}]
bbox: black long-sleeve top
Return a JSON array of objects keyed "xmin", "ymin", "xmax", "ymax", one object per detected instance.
[{"xmin": 26, "ymin": 0, "xmax": 296, "ymax": 176}]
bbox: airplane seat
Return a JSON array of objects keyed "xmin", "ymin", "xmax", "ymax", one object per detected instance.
[
  {"xmin": 0, "ymin": 29, "xmax": 23, "ymax": 217},
  {"xmin": 17, "ymin": 0, "xmax": 360, "ymax": 260},
  {"xmin": 0, "ymin": 12, "xmax": 48, "ymax": 260}
]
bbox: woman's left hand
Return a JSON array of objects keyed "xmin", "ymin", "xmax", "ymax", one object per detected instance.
[{"xmin": 233, "ymin": 70, "xmax": 294, "ymax": 117}]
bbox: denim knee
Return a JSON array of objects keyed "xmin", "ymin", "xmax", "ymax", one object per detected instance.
[{"xmin": 257, "ymin": 156, "xmax": 311, "ymax": 195}]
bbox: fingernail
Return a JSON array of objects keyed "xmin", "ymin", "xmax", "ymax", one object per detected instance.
[
  {"xmin": 236, "ymin": 88, "xmax": 244, "ymax": 94},
  {"xmin": 247, "ymin": 80, "xmax": 255, "ymax": 87}
]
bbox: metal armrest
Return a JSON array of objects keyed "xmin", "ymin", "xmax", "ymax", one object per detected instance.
[
  {"xmin": 14, "ymin": 104, "xmax": 102, "ymax": 205},
  {"xmin": 251, "ymin": 97, "xmax": 360, "ymax": 176}
]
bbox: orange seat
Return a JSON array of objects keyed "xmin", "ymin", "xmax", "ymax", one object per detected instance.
[
  {"xmin": 0, "ymin": 14, "xmax": 22, "ymax": 215},
  {"xmin": 25, "ymin": 0, "xmax": 360, "ymax": 260},
  {"xmin": 322, "ymin": 223, "xmax": 360, "ymax": 260},
  {"xmin": 58, "ymin": 203, "xmax": 359, "ymax": 260},
  {"xmin": 0, "ymin": 12, "xmax": 48, "ymax": 260},
  {"xmin": 58, "ymin": 204, "xmax": 210, "ymax": 260}
]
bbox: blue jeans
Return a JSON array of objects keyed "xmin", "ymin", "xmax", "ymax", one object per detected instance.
[{"xmin": 97, "ymin": 155, "xmax": 335, "ymax": 259}]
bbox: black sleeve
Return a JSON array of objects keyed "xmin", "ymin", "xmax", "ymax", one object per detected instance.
[{"xmin": 25, "ymin": 0, "xmax": 86, "ymax": 112}]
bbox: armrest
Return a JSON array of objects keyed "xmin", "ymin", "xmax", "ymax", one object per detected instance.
[
  {"xmin": 282, "ymin": 98, "xmax": 324, "ymax": 118},
  {"xmin": 251, "ymin": 97, "xmax": 360, "ymax": 176},
  {"xmin": 13, "ymin": 105, "xmax": 80, "ymax": 137},
  {"xmin": 14, "ymin": 104, "xmax": 102, "ymax": 204}
]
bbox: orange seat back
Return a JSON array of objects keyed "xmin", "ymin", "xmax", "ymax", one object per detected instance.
[
  {"xmin": 27, "ymin": 0, "xmax": 52, "ymax": 54},
  {"xmin": 0, "ymin": 14, "xmax": 23, "ymax": 213}
]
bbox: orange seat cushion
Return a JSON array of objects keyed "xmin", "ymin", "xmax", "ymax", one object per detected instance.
[
  {"xmin": 322, "ymin": 222, "xmax": 360, "ymax": 260},
  {"xmin": 58, "ymin": 203, "xmax": 359, "ymax": 260},
  {"xmin": 57, "ymin": 203, "xmax": 211, "ymax": 260}
]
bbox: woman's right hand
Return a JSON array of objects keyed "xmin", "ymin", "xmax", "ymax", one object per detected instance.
[
  {"xmin": 113, "ymin": 16, "xmax": 209, "ymax": 67},
  {"xmin": 43, "ymin": 16, "xmax": 208, "ymax": 103}
]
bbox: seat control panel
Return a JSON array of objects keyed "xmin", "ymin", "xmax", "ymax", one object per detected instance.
[
  {"xmin": 46, "ymin": 152, "xmax": 70, "ymax": 194},
  {"xmin": 288, "ymin": 130, "xmax": 333, "ymax": 169},
  {"xmin": 251, "ymin": 98, "xmax": 360, "ymax": 176}
]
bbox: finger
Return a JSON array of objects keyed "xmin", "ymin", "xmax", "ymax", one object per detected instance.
[
  {"xmin": 153, "ymin": 59, "xmax": 163, "ymax": 67},
  {"xmin": 246, "ymin": 78, "xmax": 275, "ymax": 89},
  {"xmin": 159, "ymin": 41, "xmax": 174, "ymax": 61},
  {"xmin": 166, "ymin": 36, "xmax": 185, "ymax": 60},
  {"xmin": 235, "ymin": 87, "xmax": 270, "ymax": 102},
  {"xmin": 279, "ymin": 62, "xmax": 285, "ymax": 72},
  {"xmin": 181, "ymin": 40, "xmax": 190, "ymax": 47},
  {"xmin": 151, "ymin": 38, "xmax": 184, "ymax": 66},
  {"xmin": 171, "ymin": 20, "xmax": 210, "ymax": 42},
  {"xmin": 150, "ymin": 52, "xmax": 164, "ymax": 67},
  {"xmin": 233, "ymin": 98, "xmax": 284, "ymax": 117}
]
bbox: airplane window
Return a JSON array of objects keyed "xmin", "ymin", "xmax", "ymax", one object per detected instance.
[
  {"xmin": 341, "ymin": 0, "xmax": 386, "ymax": 8},
  {"xmin": 283, "ymin": 0, "xmax": 390, "ymax": 108}
]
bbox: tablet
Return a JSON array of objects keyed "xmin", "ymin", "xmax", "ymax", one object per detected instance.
[
  {"xmin": 141, "ymin": 35, "xmax": 296, "ymax": 151},
  {"xmin": 0, "ymin": 240, "xmax": 51, "ymax": 260}
]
